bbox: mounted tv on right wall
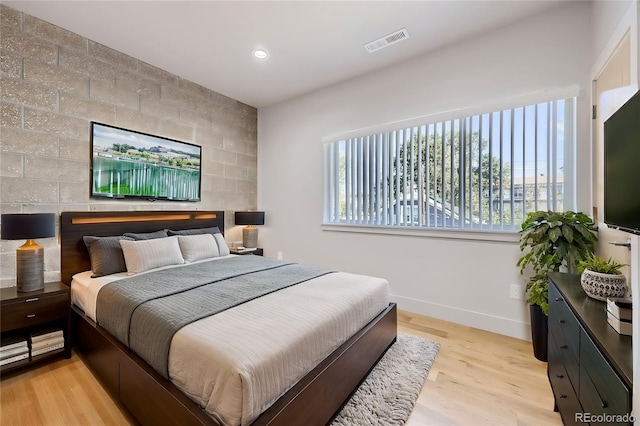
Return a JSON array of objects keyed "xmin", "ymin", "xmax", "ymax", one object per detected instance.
[{"xmin": 604, "ymin": 89, "xmax": 640, "ymax": 235}]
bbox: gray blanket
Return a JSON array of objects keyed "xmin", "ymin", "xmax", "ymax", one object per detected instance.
[{"xmin": 96, "ymin": 256, "xmax": 330, "ymax": 378}]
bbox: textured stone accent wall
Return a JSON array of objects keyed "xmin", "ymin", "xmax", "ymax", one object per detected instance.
[{"xmin": 0, "ymin": 5, "xmax": 258, "ymax": 286}]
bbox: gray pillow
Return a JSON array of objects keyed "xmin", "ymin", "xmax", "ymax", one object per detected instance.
[
  {"xmin": 123, "ymin": 229, "xmax": 168, "ymax": 240},
  {"xmin": 167, "ymin": 227, "xmax": 221, "ymax": 236},
  {"xmin": 83, "ymin": 236, "xmax": 134, "ymax": 277}
]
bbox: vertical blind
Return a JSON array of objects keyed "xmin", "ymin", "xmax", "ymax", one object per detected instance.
[{"xmin": 324, "ymin": 97, "xmax": 575, "ymax": 231}]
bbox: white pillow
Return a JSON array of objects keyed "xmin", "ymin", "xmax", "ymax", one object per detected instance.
[
  {"xmin": 120, "ymin": 236, "xmax": 184, "ymax": 274},
  {"xmin": 213, "ymin": 233, "xmax": 230, "ymax": 256},
  {"xmin": 177, "ymin": 234, "xmax": 219, "ymax": 262}
]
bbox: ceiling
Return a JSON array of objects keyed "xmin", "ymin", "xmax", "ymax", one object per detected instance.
[{"xmin": 5, "ymin": 1, "xmax": 567, "ymax": 109}]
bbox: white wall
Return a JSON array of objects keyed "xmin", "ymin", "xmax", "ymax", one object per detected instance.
[
  {"xmin": 592, "ymin": 0, "xmax": 637, "ymax": 74},
  {"xmin": 590, "ymin": 1, "xmax": 638, "ymax": 283},
  {"xmin": 589, "ymin": 0, "xmax": 639, "ymax": 416},
  {"xmin": 258, "ymin": 1, "xmax": 592, "ymax": 340}
]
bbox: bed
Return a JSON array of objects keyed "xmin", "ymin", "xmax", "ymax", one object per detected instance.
[{"xmin": 60, "ymin": 210, "xmax": 397, "ymax": 426}]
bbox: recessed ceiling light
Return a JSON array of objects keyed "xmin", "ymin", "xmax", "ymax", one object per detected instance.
[{"xmin": 252, "ymin": 49, "xmax": 269, "ymax": 59}]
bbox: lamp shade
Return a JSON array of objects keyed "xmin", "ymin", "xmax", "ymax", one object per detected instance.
[
  {"xmin": 1, "ymin": 213, "xmax": 56, "ymax": 240},
  {"xmin": 235, "ymin": 211, "xmax": 265, "ymax": 226}
]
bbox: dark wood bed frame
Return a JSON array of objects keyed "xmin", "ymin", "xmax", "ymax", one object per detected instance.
[{"xmin": 60, "ymin": 210, "xmax": 397, "ymax": 426}]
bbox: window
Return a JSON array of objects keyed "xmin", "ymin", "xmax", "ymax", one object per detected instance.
[{"xmin": 323, "ymin": 96, "xmax": 575, "ymax": 232}]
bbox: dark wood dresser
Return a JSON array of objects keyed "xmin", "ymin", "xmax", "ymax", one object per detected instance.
[{"xmin": 548, "ymin": 272, "xmax": 632, "ymax": 425}]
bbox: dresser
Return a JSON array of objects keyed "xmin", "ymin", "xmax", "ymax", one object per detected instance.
[{"xmin": 548, "ymin": 273, "xmax": 632, "ymax": 425}]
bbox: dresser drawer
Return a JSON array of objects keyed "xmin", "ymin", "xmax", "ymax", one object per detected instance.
[
  {"xmin": 548, "ymin": 332, "xmax": 582, "ymax": 426},
  {"xmin": 549, "ymin": 283, "xmax": 580, "ymax": 362},
  {"xmin": 548, "ymin": 283, "xmax": 580, "ymax": 388},
  {"xmin": 579, "ymin": 329, "xmax": 630, "ymax": 422},
  {"xmin": 1, "ymin": 293, "xmax": 70, "ymax": 332},
  {"xmin": 548, "ymin": 336, "xmax": 582, "ymax": 425}
]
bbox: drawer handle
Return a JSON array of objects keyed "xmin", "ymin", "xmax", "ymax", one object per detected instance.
[
  {"xmin": 591, "ymin": 382, "xmax": 610, "ymax": 410},
  {"xmin": 26, "ymin": 314, "xmax": 36, "ymax": 318},
  {"xmin": 560, "ymin": 394, "xmax": 567, "ymax": 399},
  {"xmin": 25, "ymin": 297, "xmax": 39, "ymax": 303},
  {"xmin": 555, "ymin": 297, "xmax": 563, "ymax": 302},
  {"xmin": 556, "ymin": 374, "xmax": 564, "ymax": 378},
  {"xmin": 558, "ymin": 320, "xmax": 565, "ymax": 324},
  {"xmin": 560, "ymin": 345, "xmax": 568, "ymax": 349}
]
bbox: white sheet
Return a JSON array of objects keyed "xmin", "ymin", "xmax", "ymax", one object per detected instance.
[
  {"xmin": 71, "ymin": 255, "xmax": 235, "ymax": 321},
  {"xmin": 71, "ymin": 257, "xmax": 390, "ymax": 426}
]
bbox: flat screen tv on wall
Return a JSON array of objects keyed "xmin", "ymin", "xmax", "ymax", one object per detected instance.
[
  {"xmin": 90, "ymin": 122, "xmax": 202, "ymax": 202},
  {"xmin": 604, "ymin": 89, "xmax": 640, "ymax": 235}
]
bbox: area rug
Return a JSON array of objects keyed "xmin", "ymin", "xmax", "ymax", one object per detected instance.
[{"xmin": 331, "ymin": 332, "xmax": 440, "ymax": 426}]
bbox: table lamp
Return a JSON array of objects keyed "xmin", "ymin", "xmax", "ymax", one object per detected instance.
[
  {"xmin": 234, "ymin": 211, "xmax": 265, "ymax": 248},
  {"xmin": 1, "ymin": 213, "xmax": 56, "ymax": 292}
]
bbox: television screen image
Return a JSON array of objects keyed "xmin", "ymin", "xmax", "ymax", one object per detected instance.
[
  {"xmin": 604, "ymin": 90, "xmax": 640, "ymax": 235},
  {"xmin": 90, "ymin": 122, "xmax": 202, "ymax": 201}
]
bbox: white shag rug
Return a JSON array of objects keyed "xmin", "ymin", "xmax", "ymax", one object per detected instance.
[{"xmin": 331, "ymin": 332, "xmax": 440, "ymax": 426}]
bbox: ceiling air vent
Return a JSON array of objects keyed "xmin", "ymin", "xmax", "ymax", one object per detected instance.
[{"xmin": 364, "ymin": 28, "xmax": 409, "ymax": 53}]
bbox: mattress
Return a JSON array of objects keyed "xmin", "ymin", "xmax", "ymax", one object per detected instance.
[{"xmin": 71, "ymin": 256, "xmax": 390, "ymax": 426}]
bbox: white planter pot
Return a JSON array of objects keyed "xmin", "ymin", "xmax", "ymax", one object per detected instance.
[{"xmin": 580, "ymin": 269, "xmax": 627, "ymax": 301}]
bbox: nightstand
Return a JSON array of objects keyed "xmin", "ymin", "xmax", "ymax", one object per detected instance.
[
  {"xmin": 230, "ymin": 248, "xmax": 263, "ymax": 256},
  {"xmin": 0, "ymin": 282, "xmax": 71, "ymax": 374}
]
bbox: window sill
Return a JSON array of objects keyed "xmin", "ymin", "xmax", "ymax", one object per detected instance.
[{"xmin": 321, "ymin": 223, "xmax": 520, "ymax": 243}]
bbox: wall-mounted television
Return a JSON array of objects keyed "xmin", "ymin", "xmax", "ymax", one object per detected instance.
[
  {"xmin": 90, "ymin": 122, "xmax": 202, "ymax": 202},
  {"xmin": 604, "ymin": 89, "xmax": 640, "ymax": 235}
]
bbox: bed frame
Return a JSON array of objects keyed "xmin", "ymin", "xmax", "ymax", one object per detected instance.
[{"xmin": 60, "ymin": 210, "xmax": 397, "ymax": 426}]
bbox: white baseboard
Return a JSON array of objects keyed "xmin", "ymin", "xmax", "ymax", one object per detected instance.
[{"xmin": 391, "ymin": 294, "xmax": 531, "ymax": 341}]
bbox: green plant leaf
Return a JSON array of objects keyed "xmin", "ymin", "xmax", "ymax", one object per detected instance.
[
  {"xmin": 561, "ymin": 225, "xmax": 574, "ymax": 243},
  {"xmin": 578, "ymin": 253, "xmax": 626, "ymax": 274},
  {"xmin": 516, "ymin": 210, "xmax": 597, "ymax": 312},
  {"xmin": 548, "ymin": 227, "xmax": 561, "ymax": 243}
]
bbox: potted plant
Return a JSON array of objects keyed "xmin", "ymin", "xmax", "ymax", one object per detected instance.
[
  {"xmin": 517, "ymin": 211, "xmax": 598, "ymax": 361},
  {"xmin": 578, "ymin": 254, "xmax": 627, "ymax": 301}
]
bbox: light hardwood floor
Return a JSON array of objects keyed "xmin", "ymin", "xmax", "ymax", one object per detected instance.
[
  {"xmin": 1, "ymin": 310, "xmax": 561, "ymax": 426},
  {"xmin": 400, "ymin": 311, "xmax": 561, "ymax": 425}
]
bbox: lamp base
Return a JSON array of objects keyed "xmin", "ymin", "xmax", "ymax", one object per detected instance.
[
  {"xmin": 242, "ymin": 227, "xmax": 258, "ymax": 248},
  {"xmin": 16, "ymin": 240, "xmax": 45, "ymax": 292}
]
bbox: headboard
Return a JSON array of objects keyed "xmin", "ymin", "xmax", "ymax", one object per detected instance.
[{"xmin": 60, "ymin": 210, "xmax": 225, "ymax": 285}]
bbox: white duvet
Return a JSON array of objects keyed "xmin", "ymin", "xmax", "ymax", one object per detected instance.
[{"xmin": 71, "ymin": 256, "xmax": 390, "ymax": 426}]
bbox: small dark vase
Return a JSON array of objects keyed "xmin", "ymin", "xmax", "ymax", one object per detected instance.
[{"xmin": 530, "ymin": 304, "xmax": 548, "ymax": 362}]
